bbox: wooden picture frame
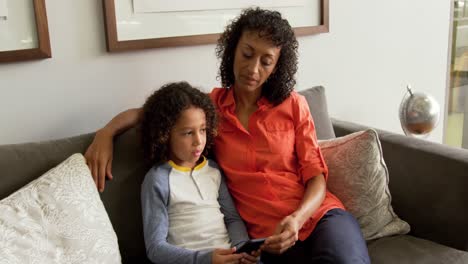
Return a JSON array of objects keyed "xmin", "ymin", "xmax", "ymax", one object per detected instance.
[
  {"xmin": 0, "ymin": 0, "xmax": 51, "ymax": 63},
  {"xmin": 103, "ymin": 0, "xmax": 329, "ymax": 52}
]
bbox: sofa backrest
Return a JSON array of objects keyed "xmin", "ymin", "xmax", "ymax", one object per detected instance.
[{"xmin": 0, "ymin": 86, "xmax": 334, "ymax": 263}]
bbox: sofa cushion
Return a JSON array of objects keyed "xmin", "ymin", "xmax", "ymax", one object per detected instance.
[
  {"xmin": 298, "ymin": 86, "xmax": 336, "ymax": 139},
  {"xmin": 318, "ymin": 129, "xmax": 410, "ymax": 240},
  {"xmin": 368, "ymin": 235, "xmax": 468, "ymax": 264},
  {"xmin": 332, "ymin": 118, "xmax": 468, "ymax": 251},
  {"xmin": 0, "ymin": 154, "xmax": 121, "ymax": 263}
]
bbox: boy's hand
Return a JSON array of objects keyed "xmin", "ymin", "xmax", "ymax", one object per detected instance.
[
  {"xmin": 240, "ymin": 249, "xmax": 261, "ymax": 264},
  {"xmin": 212, "ymin": 248, "xmax": 243, "ymax": 264}
]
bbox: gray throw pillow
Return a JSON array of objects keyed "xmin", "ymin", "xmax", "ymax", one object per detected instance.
[
  {"xmin": 298, "ymin": 86, "xmax": 336, "ymax": 140},
  {"xmin": 319, "ymin": 129, "xmax": 410, "ymax": 240}
]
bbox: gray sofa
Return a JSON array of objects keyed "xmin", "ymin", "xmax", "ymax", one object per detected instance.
[{"xmin": 1, "ymin": 86, "xmax": 468, "ymax": 263}]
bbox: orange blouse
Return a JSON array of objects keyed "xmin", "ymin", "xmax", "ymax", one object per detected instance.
[{"xmin": 210, "ymin": 88, "xmax": 344, "ymax": 241}]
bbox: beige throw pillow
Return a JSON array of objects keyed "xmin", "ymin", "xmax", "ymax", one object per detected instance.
[
  {"xmin": 319, "ymin": 129, "xmax": 410, "ymax": 240},
  {"xmin": 0, "ymin": 154, "xmax": 121, "ymax": 264}
]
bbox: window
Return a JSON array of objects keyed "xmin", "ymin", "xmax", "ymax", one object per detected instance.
[{"xmin": 446, "ymin": 0, "xmax": 468, "ymax": 148}]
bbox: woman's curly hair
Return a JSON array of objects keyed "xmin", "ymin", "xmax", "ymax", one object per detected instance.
[
  {"xmin": 140, "ymin": 82, "xmax": 217, "ymax": 165},
  {"xmin": 216, "ymin": 7, "xmax": 299, "ymax": 105}
]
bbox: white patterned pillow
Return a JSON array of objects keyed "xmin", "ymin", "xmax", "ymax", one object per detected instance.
[
  {"xmin": 319, "ymin": 129, "xmax": 410, "ymax": 240},
  {"xmin": 0, "ymin": 154, "xmax": 121, "ymax": 264}
]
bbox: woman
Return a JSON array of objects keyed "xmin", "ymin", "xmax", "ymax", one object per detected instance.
[{"xmin": 85, "ymin": 8, "xmax": 370, "ymax": 264}]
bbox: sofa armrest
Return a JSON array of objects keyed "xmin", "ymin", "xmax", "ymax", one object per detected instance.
[{"xmin": 332, "ymin": 118, "xmax": 468, "ymax": 251}]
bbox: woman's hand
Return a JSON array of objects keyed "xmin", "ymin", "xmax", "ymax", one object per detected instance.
[
  {"xmin": 240, "ymin": 249, "xmax": 261, "ymax": 264},
  {"xmin": 212, "ymin": 248, "xmax": 243, "ymax": 264},
  {"xmin": 261, "ymin": 215, "xmax": 300, "ymax": 254},
  {"xmin": 84, "ymin": 108, "xmax": 143, "ymax": 192},
  {"xmin": 84, "ymin": 128, "xmax": 115, "ymax": 192}
]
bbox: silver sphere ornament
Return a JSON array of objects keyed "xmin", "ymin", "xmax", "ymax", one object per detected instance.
[{"xmin": 399, "ymin": 85, "xmax": 440, "ymax": 137}]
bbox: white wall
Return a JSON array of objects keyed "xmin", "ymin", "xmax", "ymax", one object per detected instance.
[
  {"xmin": 0, "ymin": 0, "xmax": 452, "ymax": 144},
  {"xmin": 296, "ymin": 1, "xmax": 452, "ymax": 143}
]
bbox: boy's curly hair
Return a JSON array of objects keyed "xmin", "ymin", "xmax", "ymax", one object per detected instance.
[
  {"xmin": 216, "ymin": 7, "xmax": 299, "ymax": 105},
  {"xmin": 140, "ymin": 82, "xmax": 217, "ymax": 165}
]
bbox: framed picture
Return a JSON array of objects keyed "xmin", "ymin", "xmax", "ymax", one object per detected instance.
[
  {"xmin": 0, "ymin": 0, "xmax": 51, "ymax": 63},
  {"xmin": 103, "ymin": 0, "xmax": 329, "ymax": 52}
]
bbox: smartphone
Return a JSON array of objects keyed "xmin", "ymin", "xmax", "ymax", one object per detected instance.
[{"xmin": 235, "ymin": 238, "xmax": 266, "ymax": 254}]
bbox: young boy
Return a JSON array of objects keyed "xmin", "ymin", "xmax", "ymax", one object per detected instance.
[{"xmin": 140, "ymin": 82, "xmax": 259, "ymax": 264}]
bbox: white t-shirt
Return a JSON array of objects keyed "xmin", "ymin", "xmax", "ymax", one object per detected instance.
[{"xmin": 167, "ymin": 158, "xmax": 231, "ymax": 250}]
